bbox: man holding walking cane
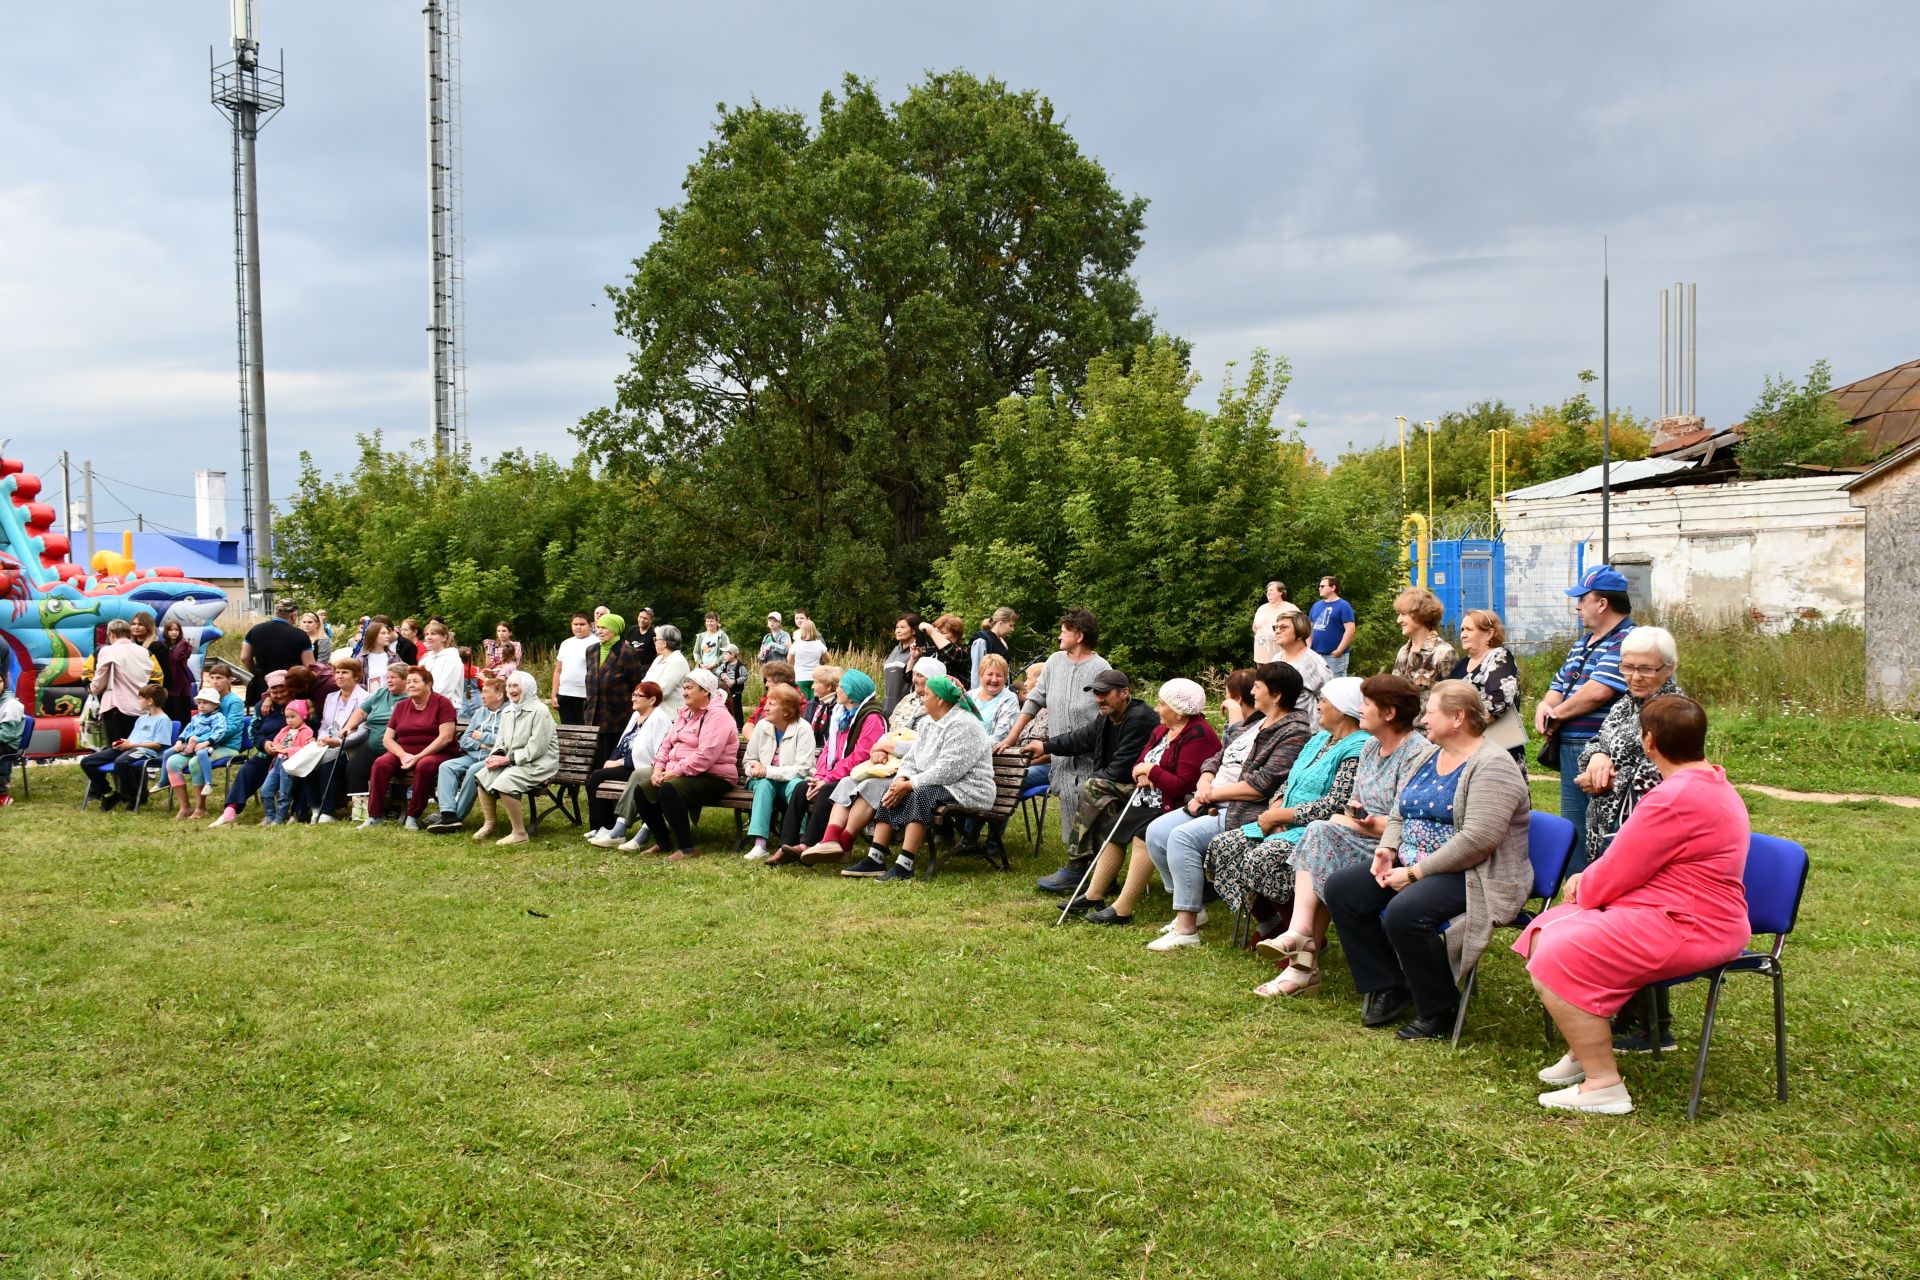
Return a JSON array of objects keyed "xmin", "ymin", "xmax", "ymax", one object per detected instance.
[{"xmin": 1026, "ymin": 669, "xmax": 1158, "ymax": 897}]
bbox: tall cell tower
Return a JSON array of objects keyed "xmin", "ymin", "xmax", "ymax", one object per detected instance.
[
  {"xmin": 210, "ymin": 0, "xmax": 283, "ymax": 613},
  {"xmin": 425, "ymin": 0, "xmax": 467, "ymax": 459}
]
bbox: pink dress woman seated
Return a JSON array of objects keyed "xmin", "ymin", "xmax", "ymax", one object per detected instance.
[
  {"xmin": 1514, "ymin": 745, "xmax": 1750, "ymax": 1114},
  {"xmin": 1516, "ymin": 764, "xmax": 1750, "ymax": 1015}
]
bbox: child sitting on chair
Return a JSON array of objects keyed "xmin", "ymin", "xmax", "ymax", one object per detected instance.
[
  {"xmin": 0, "ymin": 678, "xmax": 26, "ymax": 806},
  {"xmin": 257, "ymin": 698, "xmax": 316, "ymax": 825},
  {"xmin": 80, "ymin": 683, "xmax": 173, "ymax": 812}
]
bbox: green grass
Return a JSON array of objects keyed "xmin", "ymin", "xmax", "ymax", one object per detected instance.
[{"xmin": 3, "ymin": 768, "xmax": 1916, "ymax": 1277}]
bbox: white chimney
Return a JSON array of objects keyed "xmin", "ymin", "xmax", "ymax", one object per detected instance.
[{"xmin": 195, "ymin": 470, "xmax": 229, "ymax": 540}]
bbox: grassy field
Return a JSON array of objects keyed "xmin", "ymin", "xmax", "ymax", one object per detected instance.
[{"xmin": 3, "ymin": 766, "xmax": 1916, "ymax": 1278}]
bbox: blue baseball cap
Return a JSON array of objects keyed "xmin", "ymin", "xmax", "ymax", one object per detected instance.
[{"xmin": 1565, "ymin": 565, "xmax": 1630, "ymax": 597}]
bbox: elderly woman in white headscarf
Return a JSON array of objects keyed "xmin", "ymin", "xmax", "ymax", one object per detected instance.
[
  {"xmin": 1065, "ymin": 677, "xmax": 1223, "ymax": 925},
  {"xmin": 801, "ymin": 656, "xmax": 946, "ymax": 865},
  {"xmin": 474, "ymin": 669, "xmax": 559, "ymax": 847},
  {"xmin": 643, "ymin": 624, "xmax": 692, "ymax": 715}
]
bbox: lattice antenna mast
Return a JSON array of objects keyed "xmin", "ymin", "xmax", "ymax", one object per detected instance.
[
  {"xmin": 426, "ymin": 0, "xmax": 467, "ymax": 459},
  {"xmin": 211, "ymin": 0, "xmax": 283, "ymax": 612}
]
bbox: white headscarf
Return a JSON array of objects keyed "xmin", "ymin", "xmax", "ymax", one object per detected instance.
[{"xmin": 501, "ymin": 669, "xmax": 542, "ymax": 721}]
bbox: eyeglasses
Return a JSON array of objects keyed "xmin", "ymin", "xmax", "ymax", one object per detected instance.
[{"xmin": 1618, "ymin": 662, "xmax": 1669, "ymax": 676}]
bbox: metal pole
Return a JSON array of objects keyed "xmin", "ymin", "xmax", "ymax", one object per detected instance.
[
  {"xmin": 83, "ymin": 460, "xmax": 97, "ymax": 566},
  {"xmin": 1397, "ymin": 415, "xmax": 1407, "ymax": 511},
  {"xmin": 60, "ymin": 450, "xmax": 72, "ymax": 545},
  {"xmin": 1688, "ymin": 282, "xmax": 1697, "ymax": 417},
  {"xmin": 1602, "ymin": 245, "xmax": 1612, "ymax": 563},
  {"xmin": 240, "ymin": 106, "xmax": 273, "ymax": 613},
  {"xmin": 426, "ymin": 0, "xmax": 449, "ymax": 458},
  {"xmin": 1672, "ymin": 280, "xmax": 1683, "ymax": 420},
  {"xmin": 1659, "ymin": 288, "xmax": 1668, "ymax": 418}
]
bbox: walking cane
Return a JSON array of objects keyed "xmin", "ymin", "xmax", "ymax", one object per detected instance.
[
  {"xmin": 309, "ymin": 746, "xmax": 346, "ymax": 824},
  {"xmin": 1055, "ymin": 799, "xmax": 1137, "ymax": 927}
]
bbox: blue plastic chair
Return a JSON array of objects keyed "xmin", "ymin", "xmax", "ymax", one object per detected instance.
[
  {"xmin": 1015, "ymin": 782, "xmax": 1051, "ymax": 855},
  {"xmin": 1444, "ymin": 810, "xmax": 1578, "ymax": 1047},
  {"xmin": 130, "ymin": 720, "xmax": 183, "ymax": 813},
  {"xmin": 5, "ymin": 713, "xmax": 32, "ymax": 800},
  {"xmin": 1648, "ymin": 832, "xmax": 1809, "ymax": 1120}
]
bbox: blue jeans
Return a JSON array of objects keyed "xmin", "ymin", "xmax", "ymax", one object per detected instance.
[
  {"xmin": 258, "ymin": 760, "xmax": 297, "ymax": 821},
  {"xmin": 1558, "ymin": 734, "xmax": 1594, "ymax": 867},
  {"xmin": 1324, "ymin": 651, "xmax": 1349, "ymax": 678},
  {"xmin": 437, "ymin": 751, "xmax": 487, "ymax": 818},
  {"xmin": 1146, "ymin": 810, "xmax": 1221, "ymax": 913}
]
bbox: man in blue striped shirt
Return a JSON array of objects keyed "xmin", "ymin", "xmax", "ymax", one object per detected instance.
[{"xmin": 1535, "ymin": 565, "xmax": 1636, "ymax": 856}]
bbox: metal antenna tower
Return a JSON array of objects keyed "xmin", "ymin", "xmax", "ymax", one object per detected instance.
[
  {"xmin": 426, "ymin": 0, "xmax": 467, "ymax": 459},
  {"xmin": 211, "ymin": 0, "xmax": 283, "ymax": 612}
]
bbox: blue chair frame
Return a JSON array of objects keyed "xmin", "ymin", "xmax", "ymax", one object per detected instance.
[
  {"xmin": 1015, "ymin": 784, "xmax": 1051, "ymax": 856},
  {"xmin": 5, "ymin": 713, "xmax": 32, "ymax": 800},
  {"xmin": 1446, "ymin": 809, "xmax": 1578, "ymax": 1048},
  {"xmin": 1646, "ymin": 832, "xmax": 1809, "ymax": 1120}
]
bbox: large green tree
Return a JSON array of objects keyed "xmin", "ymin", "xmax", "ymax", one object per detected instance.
[
  {"xmin": 1738, "ymin": 359, "xmax": 1867, "ymax": 479},
  {"xmin": 576, "ymin": 70, "xmax": 1154, "ymax": 633},
  {"xmin": 937, "ymin": 339, "xmax": 1403, "ymax": 673}
]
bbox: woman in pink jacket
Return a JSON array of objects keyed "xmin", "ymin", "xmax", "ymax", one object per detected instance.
[
  {"xmin": 767, "ymin": 669, "xmax": 885, "ymax": 864},
  {"xmin": 1514, "ymin": 695, "xmax": 1750, "ymax": 1115},
  {"xmin": 622, "ymin": 668, "xmax": 741, "ymax": 861}
]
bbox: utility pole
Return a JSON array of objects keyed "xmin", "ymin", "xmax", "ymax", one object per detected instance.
[
  {"xmin": 1601, "ymin": 239, "xmax": 1612, "ymax": 563},
  {"xmin": 212, "ymin": 0, "xmax": 284, "ymax": 613},
  {"xmin": 83, "ymin": 460, "xmax": 96, "ymax": 566},
  {"xmin": 60, "ymin": 450, "xmax": 73, "ymax": 545}
]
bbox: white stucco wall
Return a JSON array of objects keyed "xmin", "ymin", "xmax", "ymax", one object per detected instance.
[{"xmin": 1500, "ymin": 475, "xmax": 1865, "ymax": 650}]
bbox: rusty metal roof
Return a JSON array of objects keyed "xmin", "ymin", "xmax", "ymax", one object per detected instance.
[{"xmin": 1832, "ymin": 357, "xmax": 1920, "ymax": 454}]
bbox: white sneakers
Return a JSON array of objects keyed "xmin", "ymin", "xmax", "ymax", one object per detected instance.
[
  {"xmin": 1537, "ymin": 1054, "xmax": 1586, "ymax": 1085},
  {"xmin": 1146, "ymin": 929, "xmax": 1201, "ymax": 952},
  {"xmin": 587, "ymin": 830, "xmax": 626, "ymax": 849},
  {"xmin": 743, "ymin": 847, "xmax": 770, "ymax": 861},
  {"xmin": 1538, "ymin": 1080, "xmax": 1633, "ymax": 1115}
]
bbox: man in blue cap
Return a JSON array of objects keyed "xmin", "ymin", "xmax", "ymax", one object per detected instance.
[{"xmin": 1534, "ymin": 564, "xmax": 1636, "ymax": 856}]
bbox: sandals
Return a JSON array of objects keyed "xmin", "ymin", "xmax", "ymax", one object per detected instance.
[
  {"xmin": 1254, "ymin": 964, "xmax": 1322, "ymax": 999},
  {"xmin": 1254, "ymin": 930, "xmax": 1320, "ymax": 964}
]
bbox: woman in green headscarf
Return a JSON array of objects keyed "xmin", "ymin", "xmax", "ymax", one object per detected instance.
[
  {"xmin": 843, "ymin": 673, "xmax": 998, "ymax": 882},
  {"xmin": 583, "ymin": 613, "xmax": 646, "ymax": 762},
  {"xmin": 769, "ymin": 668, "xmax": 885, "ymax": 863}
]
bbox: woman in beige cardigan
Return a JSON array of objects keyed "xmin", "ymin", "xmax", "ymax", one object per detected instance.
[{"xmin": 1322, "ymin": 680, "xmax": 1533, "ymax": 1039}]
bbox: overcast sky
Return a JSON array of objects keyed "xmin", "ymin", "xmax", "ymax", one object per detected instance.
[{"xmin": 3, "ymin": 1, "xmax": 1916, "ymax": 539}]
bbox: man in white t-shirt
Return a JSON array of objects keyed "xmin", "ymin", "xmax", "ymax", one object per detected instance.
[{"xmin": 551, "ymin": 611, "xmax": 596, "ymax": 725}]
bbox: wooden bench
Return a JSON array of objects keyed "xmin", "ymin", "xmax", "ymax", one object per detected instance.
[
  {"xmin": 592, "ymin": 742, "xmax": 755, "ymax": 845},
  {"xmin": 528, "ymin": 722, "xmax": 605, "ymax": 827},
  {"xmin": 921, "ymin": 751, "xmax": 1029, "ymax": 879}
]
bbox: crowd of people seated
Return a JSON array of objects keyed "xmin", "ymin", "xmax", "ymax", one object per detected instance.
[{"xmin": 44, "ymin": 568, "xmax": 1754, "ymax": 1115}]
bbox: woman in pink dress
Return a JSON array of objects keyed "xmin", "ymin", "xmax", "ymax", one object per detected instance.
[{"xmin": 1514, "ymin": 695, "xmax": 1750, "ymax": 1115}]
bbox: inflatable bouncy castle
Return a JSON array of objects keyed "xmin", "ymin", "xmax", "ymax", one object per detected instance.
[{"xmin": 0, "ymin": 455, "xmax": 230, "ymax": 756}]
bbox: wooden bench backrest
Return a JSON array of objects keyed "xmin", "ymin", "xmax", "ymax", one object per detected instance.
[{"xmin": 552, "ymin": 723, "xmax": 604, "ymax": 786}]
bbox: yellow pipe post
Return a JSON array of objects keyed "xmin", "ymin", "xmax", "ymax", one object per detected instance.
[{"xmin": 1401, "ymin": 513, "xmax": 1430, "ymax": 588}]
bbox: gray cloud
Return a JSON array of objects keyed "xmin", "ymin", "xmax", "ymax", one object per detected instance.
[{"xmin": 3, "ymin": 0, "xmax": 1916, "ymax": 533}]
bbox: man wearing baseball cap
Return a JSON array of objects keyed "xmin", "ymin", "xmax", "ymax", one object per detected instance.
[
  {"xmin": 1027, "ymin": 667, "xmax": 1159, "ymax": 894},
  {"xmin": 1536, "ymin": 564, "xmax": 1636, "ymax": 855}
]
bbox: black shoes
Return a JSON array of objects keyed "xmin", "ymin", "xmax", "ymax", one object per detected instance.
[
  {"xmin": 425, "ymin": 812, "xmax": 463, "ymax": 834},
  {"xmin": 1062, "ymin": 894, "xmax": 1103, "ymax": 916},
  {"xmin": 1361, "ymin": 986, "xmax": 1414, "ymax": 1029},
  {"xmin": 877, "ymin": 861, "xmax": 915, "ymax": 883},
  {"xmin": 1083, "ymin": 906, "xmax": 1133, "ymax": 926},
  {"xmin": 1035, "ymin": 861, "xmax": 1091, "ymax": 894},
  {"xmin": 1395, "ymin": 1009, "xmax": 1458, "ymax": 1041}
]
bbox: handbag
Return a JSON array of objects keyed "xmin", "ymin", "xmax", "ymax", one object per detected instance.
[
  {"xmin": 280, "ymin": 740, "xmax": 326, "ymax": 778},
  {"xmin": 1536, "ymin": 723, "xmax": 1562, "ymax": 770},
  {"xmin": 1486, "ymin": 708, "xmax": 1527, "ymax": 752}
]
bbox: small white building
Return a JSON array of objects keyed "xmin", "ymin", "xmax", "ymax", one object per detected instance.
[{"xmin": 1499, "ymin": 466, "xmax": 1864, "ymax": 651}]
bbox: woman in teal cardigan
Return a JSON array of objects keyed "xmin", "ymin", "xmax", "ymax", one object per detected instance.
[{"xmin": 1203, "ymin": 676, "xmax": 1374, "ymax": 938}]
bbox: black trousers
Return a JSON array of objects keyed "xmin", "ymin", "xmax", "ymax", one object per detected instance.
[
  {"xmin": 1323, "ymin": 863, "xmax": 1469, "ymax": 1020},
  {"xmin": 82, "ymin": 746, "xmax": 153, "ymax": 801},
  {"xmin": 782, "ymin": 784, "xmax": 835, "ymax": 847},
  {"xmin": 628, "ymin": 773, "xmax": 730, "ymax": 851},
  {"xmin": 586, "ymin": 762, "xmax": 634, "ymax": 830},
  {"xmin": 557, "ymin": 695, "xmax": 586, "ymax": 726},
  {"xmin": 328, "ymin": 742, "xmax": 380, "ymax": 813},
  {"xmin": 223, "ymin": 755, "xmax": 274, "ymax": 813}
]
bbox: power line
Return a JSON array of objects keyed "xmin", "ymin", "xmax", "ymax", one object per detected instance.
[{"xmin": 91, "ymin": 470, "xmax": 199, "ymax": 501}]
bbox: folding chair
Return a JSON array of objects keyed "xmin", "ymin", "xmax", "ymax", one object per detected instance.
[
  {"xmin": 1446, "ymin": 810, "xmax": 1577, "ymax": 1048},
  {"xmin": 1015, "ymin": 783, "xmax": 1050, "ymax": 855},
  {"xmin": 129, "ymin": 721, "xmax": 182, "ymax": 814},
  {"xmin": 1647, "ymin": 832, "xmax": 1809, "ymax": 1120},
  {"xmin": 7, "ymin": 713, "xmax": 35, "ymax": 800}
]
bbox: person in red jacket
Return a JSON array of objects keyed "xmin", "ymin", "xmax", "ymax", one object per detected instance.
[
  {"xmin": 1514, "ymin": 695, "xmax": 1751, "ymax": 1115},
  {"xmin": 1064, "ymin": 677, "xmax": 1222, "ymax": 926},
  {"xmin": 620, "ymin": 668, "xmax": 741, "ymax": 861}
]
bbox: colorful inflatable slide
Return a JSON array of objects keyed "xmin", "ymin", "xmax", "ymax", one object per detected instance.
[{"xmin": 0, "ymin": 455, "xmax": 230, "ymax": 756}]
